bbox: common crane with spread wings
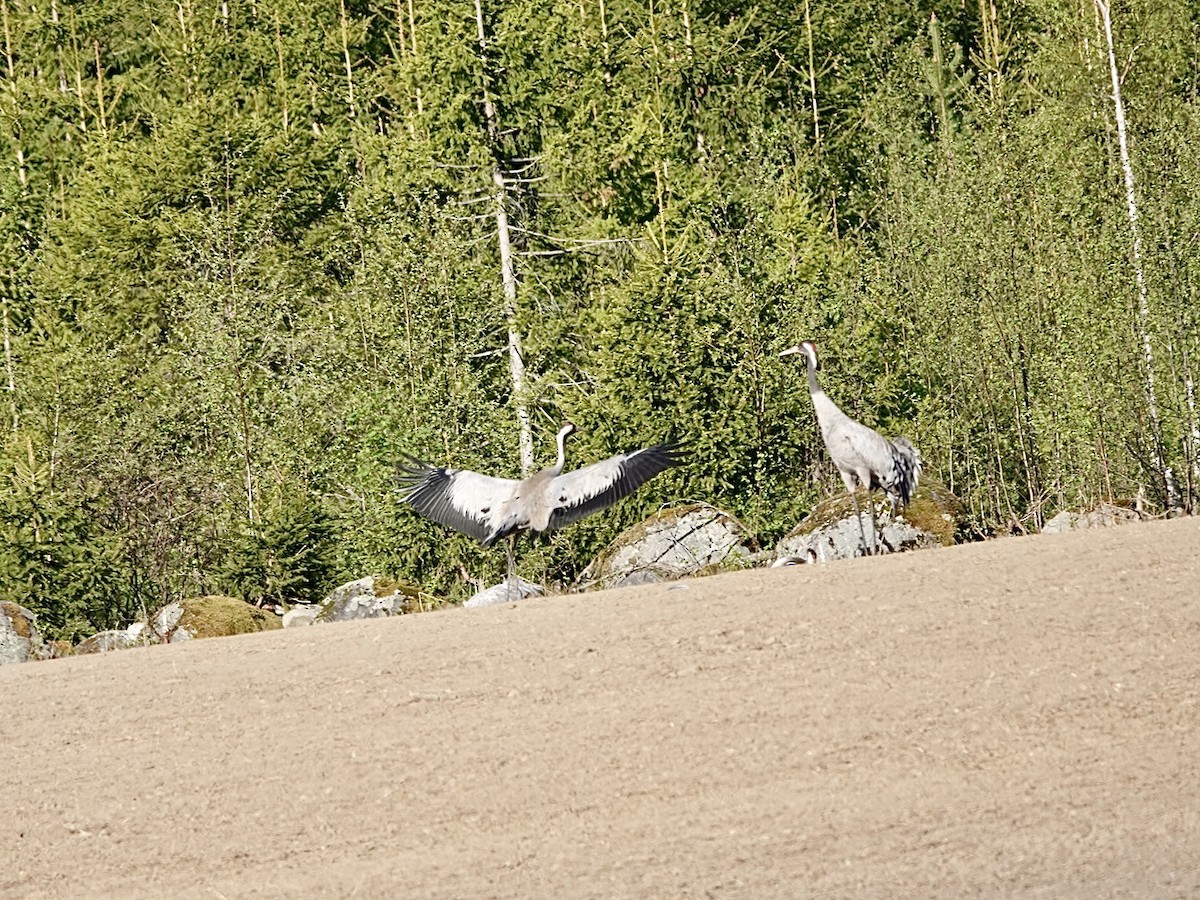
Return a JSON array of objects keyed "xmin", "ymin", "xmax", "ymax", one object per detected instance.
[{"xmin": 398, "ymin": 423, "xmax": 684, "ymax": 579}]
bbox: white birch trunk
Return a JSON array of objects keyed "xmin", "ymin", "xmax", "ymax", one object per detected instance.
[
  {"xmin": 338, "ymin": 0, "xmax": 356, "ymax": 119},
  {"xmin": 474, "ymin": 0, "xmax": 535, "ymax": 476},
  {"xmin": 803, "ymin": 0, "xmax": 821, "ymax": 147},
  {"xmin": 493, "ymin": 169, "xmax": 535, "ymax": 476},
  {"xmin": 1185, "ymin": 353, "xmax": 1200, "ymax": 502},
  {"xmin": 2, "ymin": 0, "xmax": 27, "ymax": 185},
  {"xmin": 1095, "ymin": 0, "xmax": 1179, "ymax": 507}
]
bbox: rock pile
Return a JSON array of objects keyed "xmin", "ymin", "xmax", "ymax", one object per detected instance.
[
  {"xmin": 1041, "ymin": 503, "xmax": 1140, "ymax": 534},
  {"xmin": 583, "ymin": 502, "xmax": 758, "ymax": 589},
  {"xmin": 774, "ymin": 479, "xmax": 965, "ymax": 563}
]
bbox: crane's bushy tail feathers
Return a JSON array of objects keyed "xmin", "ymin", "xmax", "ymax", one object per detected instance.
[{"xmin": 885, "ymin": 437, "xmax": 922, "ymax": 508}]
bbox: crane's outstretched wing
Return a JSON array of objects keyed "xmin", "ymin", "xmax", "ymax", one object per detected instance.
[
  {"xmin": 545, "ymin": 443, "xmax": 685, "ymax": 531},
  {"xmin": 396, "ymin": 457, "xmax": 518, "ymax": 544}
]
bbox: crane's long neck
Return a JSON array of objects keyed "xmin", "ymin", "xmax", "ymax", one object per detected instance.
[
  {"xmin": 805, "ymin": 357, "xmax": 822, "ymax": 398},
  {"xmin": 551, "ymin": 427, "xmax": 570, "ymax": 476},
  {"xmin": 806, "ymin": 355, "xmax": 847, "ymax": 432}
]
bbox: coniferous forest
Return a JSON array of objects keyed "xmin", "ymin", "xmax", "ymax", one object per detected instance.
[{"xmin": 3, "ymin": 0, "xmax": 1199, "ymax": 637}]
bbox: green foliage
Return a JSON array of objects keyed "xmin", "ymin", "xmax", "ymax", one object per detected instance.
[
  {"xmin": 1, "ymin": 0, "xmax": 1199, "ymax": 633},
  {"xmin": 0, "ymin": 442, "xmax": 144, "ymax": 639},
  {"xmin": 216, "ymin": 486, "xmax": 337, "ymax": 608}
]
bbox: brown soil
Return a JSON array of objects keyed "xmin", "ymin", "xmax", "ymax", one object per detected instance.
[{"xmin": 3, "ymin": 518, "xmax": 1199, "ymax": 899}]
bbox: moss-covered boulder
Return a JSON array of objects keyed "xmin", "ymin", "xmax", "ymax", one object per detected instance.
[
  {"xmin": 316, "ymin": 576, "xmax": 445, "ymax": 622},
  {"xmin": 0, "ymin": 602, "xmax": 45, "ymax": 665},
  {"xmin": 583, "ymin": 503, "xmax": 759, "ymax": 589},
  {"xmin": 152, "ymin": 595, "xmax": 282, "ymax": 643},
  {"xmin": 775, "ymin": 478, "xmax": 965, "ymax": 563}
]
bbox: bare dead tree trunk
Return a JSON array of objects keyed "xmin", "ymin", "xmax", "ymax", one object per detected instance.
[
  {"xmin": 408, "ymin": 0, "xmax": 423, "ymax": 115},
  {"xmin": 93, "ymin": 39, "xmax": 108, "ymax": 138},
  {"xmin": 233, "ymin": 363, "xmax": 255, "ymax": 523},
  {"xmin": 598, "ymin": 0, "xmax": 612, "ymax": 81},
  {"xmin": 1, "ymin": 0, "xmax": 26, "ymax": 186},
  {"xmin": 2, "ymin": 2, "xmax": 22, "ymax": 431},
  {"xmin": 386, "ymin": 0, "xmax": 421, "ymax": 135},
  {"xmin": 977, "ymin": 0, "xmax": 1002, "ymax": 100},
  {"xmin": 338, "ymin": 0, "xmax": 357, "ymax": 119},
  {"xmin": 1, "ymin": 1, "xmax": 13, "ymax": 82},
  {"xmin": 474, "ymin": 0, "xmax": 535, "ymax": 476},
  {"xmin": 1095, "ymin": 0, "xmax": 1179, "ymax": 508},
  {"xmin": 647, "ymin": 0, "xmax": 671, "ymax": 263},
  {"xmin": 803, "ymin": 0, "xmax": 820, "ymax": 147},
  {"xmin": 679, "ymin": 0, "xmax": 704, "ymax": 158},
  {"xmin": 67, "ymin": 10, "xmax": 88, "ymax": 131}
]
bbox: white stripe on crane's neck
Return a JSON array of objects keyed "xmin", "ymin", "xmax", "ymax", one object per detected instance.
[
  {"xmin": 552, "ymin": 423, "xmax": 574, "ymax": 476},
  {"xmin": 801, "ymin": 343, "xmax": 823, "ymax": 397},
  {"xmin": 800, "ymin": 342, "xmax": 847, "ymax": 433}
]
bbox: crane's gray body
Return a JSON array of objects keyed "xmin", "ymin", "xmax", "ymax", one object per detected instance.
[
  {"xmin": 809, "ymin": 371, "xmax": 920, "ymax": 509},
  {"xmin": 784, "ymin": 342, "xmax": 921, "ymax": 553}
]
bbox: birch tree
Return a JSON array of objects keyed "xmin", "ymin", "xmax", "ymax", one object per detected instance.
[
  {"xmin": 1094, "ymin": 0, "xmax": 1180, "ymax": 508},
  {"xmin": 473, "ymin": 0, "xmax": 534, "ymax": 475}
]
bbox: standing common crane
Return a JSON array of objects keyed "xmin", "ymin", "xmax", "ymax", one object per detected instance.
[
  {"xmin": 397, "ymin": 423, "xmax": 684, "ymax": 584},
  {"xmin": 780, "ymin": 341, "xmax": 921, "ymax": 556}
]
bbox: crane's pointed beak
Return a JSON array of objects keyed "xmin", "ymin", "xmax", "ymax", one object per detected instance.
[{"xmin": 779, "ymin": 346, "xmax": 803, "ymax": 358}]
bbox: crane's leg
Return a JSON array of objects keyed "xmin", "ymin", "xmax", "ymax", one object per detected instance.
[
  {"xmin": 848, "ymin": 489, "xmax": 870, "ymax": 557},
  {"xmin": 866, "ymin": 491, "xmax": 881, "ymax": 556},
  {"xmin": 843, "ymin": 472, "xmax": 869, "ymax": 557},
  {"xmin": 538, "ymin": 531, "xmax": 551, "ymax": 595},
  {"xmin": 505, "ymin": 534, "xmax": 517, "ymax": 601}
]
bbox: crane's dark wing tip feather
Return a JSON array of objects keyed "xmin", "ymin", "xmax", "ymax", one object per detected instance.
[
  {"xmin": 629, "ymin": 442, "xmax": 688, "ymax": 480},
  {"xmin": 656, "ymin": 441, "xmax": 689, "ymax": 468},
  {"xmin": 393, "ymin": 456, "xmax": 493, "ymax": 543},
  {"xmin": 394, "ymin": 456, "xmax": 438, "ymax": 497}
]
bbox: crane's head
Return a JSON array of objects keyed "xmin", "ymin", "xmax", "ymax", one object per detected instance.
[
  {"xmin": 779, "ymin": 341, "xmax": 819, "ymax": 370},
  {"xmin": 557, "ymin": 422, "xmax": 578, "ymax": 441}
]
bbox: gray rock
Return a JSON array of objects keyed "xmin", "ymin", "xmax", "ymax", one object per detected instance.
[
  {"xmin": 464, "ymin": 578, "xmax": 545, "ymax": 608},
  {"xmin": 55, "ymin": 621, "xmax": 150, "ymax": 657},
  {"xmin": 282, "ymin": 605, "xmax": 319, "ymax": 627},
  {"xmin": 74, "ymin": 629, "xmax": 140, "ymax": 654},
  {"xmin": 152, "ymin": 601, "xmax": 190, "ymax": 643},
  {"xmin": 317, "ymin": 576, "xmax": 428, "ymax": 622},
  {"xmin": 583, "ymin": 503, "xmax": 758, "ymax": 589},
  {"xmin": 1042, "ymin": 503, "xmax": 1140, "ymax": 534},
  {"xmin": 775, "ymin": 480, "xmax": 965, "ymax": 563},
  {"xmin": 0, "ymin": 602, "xmax": 44, "ymax": 665}
]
